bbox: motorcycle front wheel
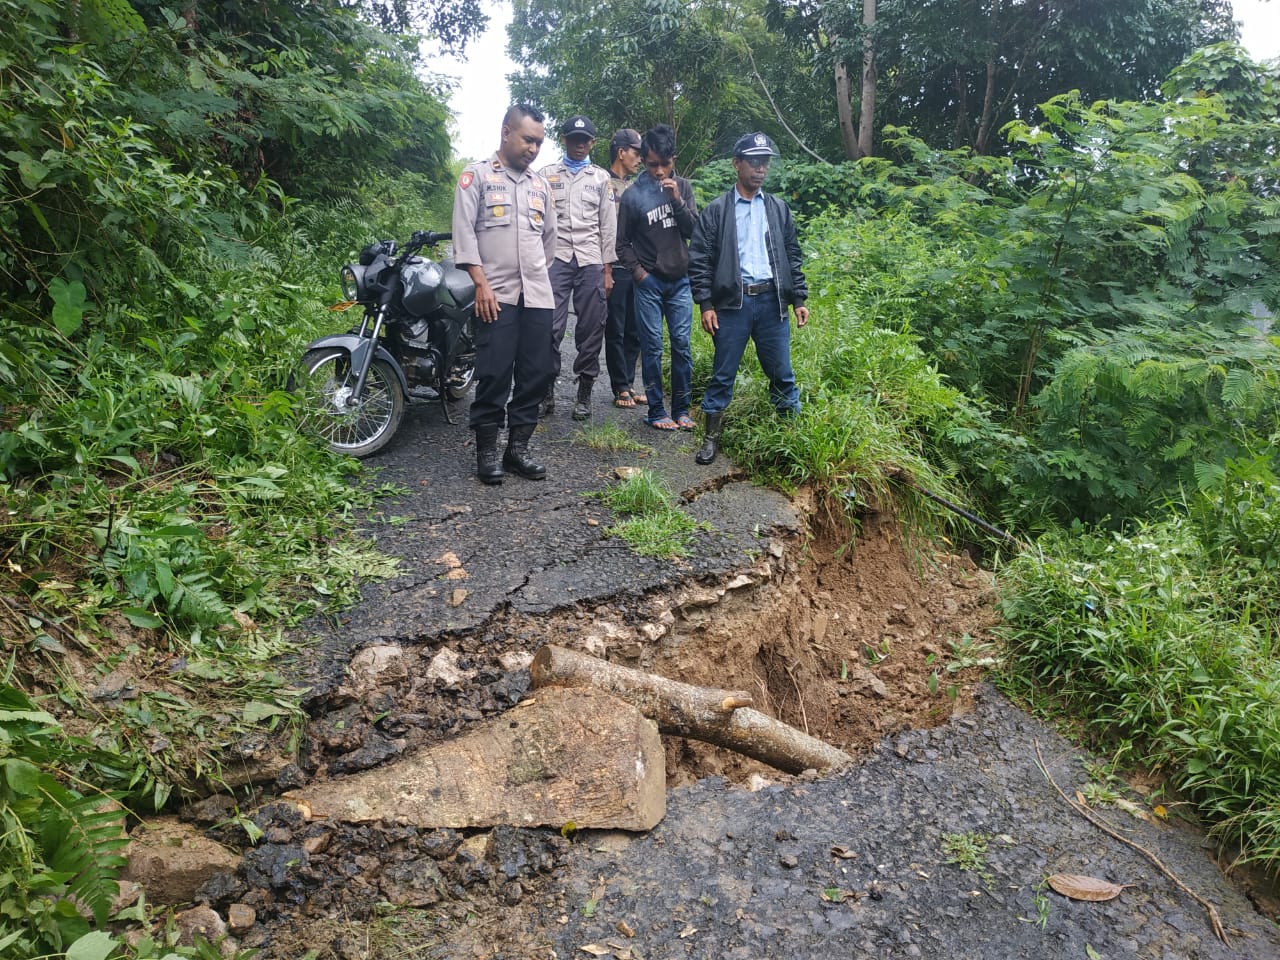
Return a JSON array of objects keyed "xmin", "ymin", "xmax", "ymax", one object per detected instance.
[{"xmin": 293, "ymin": 347, "xmax": 406, "ymax": 458}]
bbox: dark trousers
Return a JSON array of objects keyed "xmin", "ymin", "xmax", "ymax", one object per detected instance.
[
  {"xmin": 605, "ymin": 267, "xmax": 641, "ymax": 395},
  {"xmin": 468, "ymin": 299, "xmax": 554, "ymax": 430},
  {"xmin": 549, "ymin": 256, "xmax": 608, "ymax": 383}
]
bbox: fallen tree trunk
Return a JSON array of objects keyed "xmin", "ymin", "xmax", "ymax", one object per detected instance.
[
  {"xmin": 531, "ymin": 645, "xmax": 852, "ymax": 775},
  {"xmin": 287, "ymin": 686, "xmax": 665, "ymax": 830}
]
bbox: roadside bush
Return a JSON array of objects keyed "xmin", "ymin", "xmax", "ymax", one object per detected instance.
[{"xmin": 998, "ymin": 513, "xmax": 1280, "ymax": 871}]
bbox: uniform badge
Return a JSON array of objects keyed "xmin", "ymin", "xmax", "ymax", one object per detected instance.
[
  {"xmin": 533, "ymin": 212, "xmax": 543, "ymax": 225},
  {"xmin": 492, "ymin": 206, "xmax": 505, "ymax": 218},
  {"xmin": 458, "ymin": 171, "xmax": 474, "ymax": 189}
]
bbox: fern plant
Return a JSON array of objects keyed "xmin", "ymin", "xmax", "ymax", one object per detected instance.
[{"xmin": 0, "ymin": 675, "xmax": 128, "ymax": 959}]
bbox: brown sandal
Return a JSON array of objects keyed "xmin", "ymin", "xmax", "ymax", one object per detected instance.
[{"xmin": 613, "ymin": 390, "xmax": 636, "ymax": 408}]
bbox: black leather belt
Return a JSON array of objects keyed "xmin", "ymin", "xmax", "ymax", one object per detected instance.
[{"xmin": 743, "ymin": 280, "xmax": 775, "ymax": 296}]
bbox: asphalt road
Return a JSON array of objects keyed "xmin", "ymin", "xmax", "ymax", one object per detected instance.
[{"xmin": 292, "ymin": 363, "xmax": 800, "ymax": 700}]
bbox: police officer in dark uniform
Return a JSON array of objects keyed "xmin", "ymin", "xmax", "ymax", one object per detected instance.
[{"xmin": 452, "ymin": 104, "xmax": 558, "ymax": 484}]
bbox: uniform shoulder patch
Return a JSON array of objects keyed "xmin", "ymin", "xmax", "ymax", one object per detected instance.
[{"xmin": 458, "ymin": 171, "xmax": 474, "ymax": 189}]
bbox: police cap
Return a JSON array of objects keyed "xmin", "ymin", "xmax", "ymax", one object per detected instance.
[
  {"xmin": 561, "ymin": 115, "xmax": 597, "ymax": 139},
  {"xmin": 733, "ymin": 132, "xmax": 779, "ymax": 158}
]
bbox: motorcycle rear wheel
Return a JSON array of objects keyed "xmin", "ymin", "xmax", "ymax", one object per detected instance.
[
  {"xmin": 294, "ymin": 347, "xmax": 406, "ymax": 458},
  {"xmin": 446, "ymin": 326, "xmax": 477, "ymax": 400}
]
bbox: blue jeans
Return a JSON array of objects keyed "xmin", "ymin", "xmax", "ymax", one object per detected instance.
[
  {"xmin": 633, "ymin": 273, "xmax": 693, "ymax": 421},
  {"xmin": 700, "ymin": 291, "xmax": 799, "ymax": 416}
]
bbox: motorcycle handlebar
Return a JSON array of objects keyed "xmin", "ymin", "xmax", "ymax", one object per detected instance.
[{"xmin": 409, "ymin": 230, "xmax": 452, "ymax": 247}]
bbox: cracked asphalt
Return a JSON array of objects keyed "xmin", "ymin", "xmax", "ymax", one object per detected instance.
[{"xmin": 291, "ymin": 364, "xmax": 800, "ymax": 700}]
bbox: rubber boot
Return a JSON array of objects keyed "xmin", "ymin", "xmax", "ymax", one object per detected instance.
[
  {"xmin": 572, "ymin": 378, "xmax": 593, "ymax": 421},
  {"xmin": 503, "ymin": 424, "xmax": 547, "ymax": 480},
  {"xmin": 539, "ymin": 384, "xmax": 556, "ymax": 417},
  {"xmin": 695, "ymin": 412, "xmax": 723, "ymax": 465},
  {"xmin": 475, "ymin": 424, "xmax": 504, "ymax": 485}
]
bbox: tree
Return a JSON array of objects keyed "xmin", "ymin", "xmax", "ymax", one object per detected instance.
[
  {"xmin": 773, "ymin": 0, "xmax": 1238, "ymax": 156},
  {"xmin": 508, "ymin": 0, "xmax": 802, "ymax": 170}
]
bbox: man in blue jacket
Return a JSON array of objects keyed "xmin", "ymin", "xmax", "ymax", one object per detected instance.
[{"xmin": 688, "ymin": 132, "xmax": 809, "ymax": 465}]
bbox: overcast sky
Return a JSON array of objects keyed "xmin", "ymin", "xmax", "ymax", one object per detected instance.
[{"xmin": 432, "ymin": 0, "xmax": 1280, "ymax": 168}]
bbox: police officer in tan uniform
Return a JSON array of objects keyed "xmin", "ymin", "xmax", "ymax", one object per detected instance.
[
  {"xmin": 543, "ymin": 115, "xmax": 618, "ymax": 420},
  {"xmin": 452, "ymin": 104, "xmax": 557, "ymax": 484}
]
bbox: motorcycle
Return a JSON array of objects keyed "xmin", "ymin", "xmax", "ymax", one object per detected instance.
[{"xmin": 293, "ymin": 230, "xmax": 478, "ymax": 457}]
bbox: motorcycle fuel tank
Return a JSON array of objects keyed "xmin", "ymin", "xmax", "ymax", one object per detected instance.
[
  {"xmin": 400, "ymin": 258, "xmax": 446, "ymax": 316},
  {"xmin": 441, "ymin": 260, "xmax": 476, "ymax": 308}
]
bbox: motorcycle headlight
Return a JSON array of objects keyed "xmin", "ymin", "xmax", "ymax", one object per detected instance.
[{"xmin": 340, "ymin": 265, "xmax": 360, "ymax": 301}]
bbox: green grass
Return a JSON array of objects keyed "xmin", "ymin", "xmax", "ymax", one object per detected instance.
[
  {"xmin": 593, "ymin": 469, "xmax": 707, "ymax": 559},
  {"xmin": 941, "ymin": 831, "xmax": 993, "ymax": 885},
  {"xmin": 574, "ymin": 420, "xmax": 651, "ymax": 454}
]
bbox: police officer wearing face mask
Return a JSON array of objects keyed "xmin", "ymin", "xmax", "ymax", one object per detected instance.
[
  {"xmin": 452, "ymin": 104, "xmax": 558, "ymax": 484},
  {"xmin": 543, "ymin": 115, "xmax": 617, "ymax": 421}
]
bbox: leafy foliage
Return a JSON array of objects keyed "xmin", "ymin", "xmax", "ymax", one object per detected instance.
[
  {"xmin": 771, "ymin": 0, "xmax": 1236, "ymax": 156},
  {"xmin": 998, "ymin": 515, "xmax": 1280, "ymax": 871},
  {"xmin": 508, "ymin": 0, "xmax": 808, "ymax": 171},
  {"xmin": 0, "ymin": 677, "xmax": 127, "ymax": 957},
  {"xmin": 0, "ymin": 3, "xmax": 448, "ymax": 953}
]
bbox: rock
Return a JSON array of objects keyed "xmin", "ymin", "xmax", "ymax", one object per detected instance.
[
  {"xmin": 122, "ymin": 820, "xmax": 241, "ymax": 906},
  {"xmin": 240, "ymin": 843, "xmax": 309, "ymax": 890},
  {"xmin": 227, "ymin": 902, "xmax": 256, "ymax": 934},
  {"xmin": 639, "ymin": 622, "xmax": 667, "ymax": 642},
  {"xmin": 181, "ymin": 794, "xmax": 237, "ymax": 826},
  {"xmin": 217, "ymin": 731, "xmax": 294, "ymax": 790},
  {"xmin": 112, "ymin": 880, "xmax": 143, "ymax": 913},
  {"xmin": 274, "ymin": 763, "xmax": 306, "ymax": 791},
  {"xmin": 349, "ymin": 643, "xmax": 405, "ymax": 678},
  {"xmin": 173, "ymin": 904, "xmax": 226, "ymax": 946},
  {"xmin": 328, "ymin": 731, "xmax": 405, "ymax": 775},
  {"xmin": 286, "ymin": 687, "xmax": 666, "ymax": 831},
  {"xmin": 426, "ymin": 647, "xmax": 472, "ymax": 686},
  {"xmin": 380, "ymin": 859, "xmax": 445, "ymax": 906},
  {"xmin": 499, "ymin": 650, "xmax": 534, "ymax": 672}
]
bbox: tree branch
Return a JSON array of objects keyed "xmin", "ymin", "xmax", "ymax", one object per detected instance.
[{"xmin": 742, "ymin": 42, "xmax": 831, "ymax": 164}]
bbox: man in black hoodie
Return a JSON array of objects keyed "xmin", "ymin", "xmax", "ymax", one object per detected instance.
[{"xmin": 615, "ymin": 124, "xmax": 698, "ymax": 431}]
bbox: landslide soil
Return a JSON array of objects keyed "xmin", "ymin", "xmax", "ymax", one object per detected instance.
[
  {"xmin": 192, "ymin": 497, "xmax": 1280, "ymax": 960},
  {"xmin": 196, "ymin": 503, "xmax": 1007, "ymax": 958}
]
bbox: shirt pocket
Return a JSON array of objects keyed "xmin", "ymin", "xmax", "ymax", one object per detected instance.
[
  {"xmin": 549, "ymin": 180, "xmax": 568, "ymax": 216},
  {"xmin": 481, "ymin": 190, "xmax": 512, "ymax": 228}
]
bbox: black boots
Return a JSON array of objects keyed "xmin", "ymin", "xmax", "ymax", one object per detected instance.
[
  {"xmin": 539, "ymin": 385, "xmax": 555, "ymax": 417},
  {"xmin": 572, "ymin": 378, "xmax": 592, "ymax": 421},
  {"xmin": 475, "ymin": 424, "xmax": 504, "ymax": 485},
  {"xmin": 503, "ymin": 424, "xmax": 547, "ymax": 480},
  {"xmin": 696, "ymin": 412, "xmax": 723, "ymax": 465}
]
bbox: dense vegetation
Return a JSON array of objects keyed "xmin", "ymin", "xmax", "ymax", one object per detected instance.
[
  {"xmin": 509, "ymin": 0, "xmax": 1237, "ymax": 170},
  {"xmin": 1, "ymin": 0, "xmax": 464, "ymax": 955},
  {"xmin": 699, "ymin": 42, "xmax": 1280, "ymax": 878},
  {"xmin": 2, "ymin": 0, "xmax": 1278, "ymax": 955}
]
